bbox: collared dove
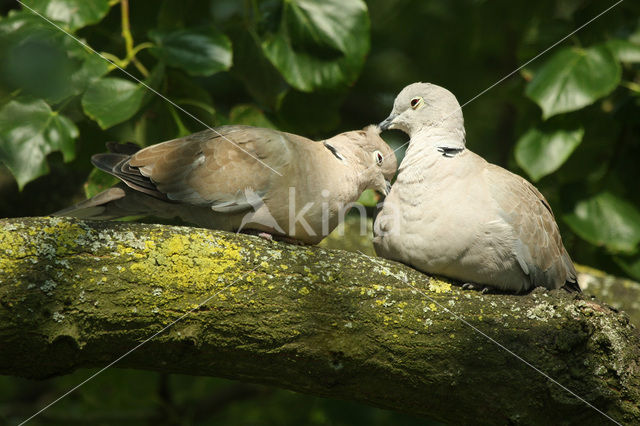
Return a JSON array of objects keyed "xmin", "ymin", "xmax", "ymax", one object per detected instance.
[
  {"xmin": 373, "ymin": 82, "xmax": 579, "ymax": 293},
  {"xmin": 56, "ymin": 124, "xmax": 396, "ymax": 245}
]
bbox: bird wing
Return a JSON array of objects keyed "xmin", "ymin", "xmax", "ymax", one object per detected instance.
[
  {"xmin": 485, "ymin": 164, "xmax": 577, "ymax": 289},
  {"xmin": 94, "ymin": 125, "xmax": 293, "ymax": 212}
]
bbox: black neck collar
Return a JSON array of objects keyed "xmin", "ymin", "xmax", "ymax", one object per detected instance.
[{"xmin": 437, "ymin": 146, "xmax": 464, "ymax": 158}]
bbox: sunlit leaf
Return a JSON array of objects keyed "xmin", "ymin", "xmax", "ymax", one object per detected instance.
[
  {"xmin": 525, "ymin": 44, "xmax": 621, "ymax": 119},
  {"xmin": 149, "ymin": 26, "xmax": 232, "ymax": 76},
  {"xmin": 564, "ymin": 192, "xmax": 640, "ymax": 253},
  {"xmin": 82, "ymin": 78, "xmax": 145, "ymax": 129},
  {"xmin": 260, "ymin": 0, "xmax": 370, "ymax": 91},
  {"xmin": 606, "ymin": 39, "xmax": 640, "ymax": 64},
  {"xmin": 0, "ymin": 98, "xmax": 77, "ymax": 189},
  {"xmin": 515, "ymin": 126, "xmax": 584, "ymax": 181},
  {"xmin": 0, "ymin": 9, "xmax": 44, "ymax": 35},
  {"xmin": 28, "ymin": 0, "xmax": 111, "ymax": 31}
]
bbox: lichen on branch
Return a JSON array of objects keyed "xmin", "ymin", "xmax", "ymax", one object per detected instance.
[{"xmin": 0, "ymin": 217, "xmax": 639, "ymax": 425}]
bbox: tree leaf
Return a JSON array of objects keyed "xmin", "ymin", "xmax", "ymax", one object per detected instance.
[
  {"xmin": 231, "ymin": 30, "xmax": 287, "ymax": 110},
  {"xmin": 606, "ymin": 39, "xmax": 640, "ymax": 64},
  {"xmin": 260, "ymin": 0, "xmax": 370, "ymax": 91},
  {"xmin": 563, "ymin": 192, "xmax": 640, "ymax": 253},
  {"xmin": 514, "ymin": 126, "xmax": 584, "ymax": 181},
  {"xmin": 0, "ymin": 12, "xmax": 109, "ymax": 104},
  {"xmin": 0, "ymin": 98, "xmax": 78, "ymax": 189},
  {"xmin": 525, "ymin": 44, "xmax": 621, "ymax": 119},
  {"xmin": 149, "ymin": 26, "xmax": 232, "ymax": 76},
  {"xmin": 84, "ymin": 168, "xmax": 119, "ymax": 199},
  {"xmin": 0, "ymin": 9, "xmax": 45, "ymax": 36},
  {"xmin": 82, "ymin": 78, "xmax": 145, "ymax": 129},
  {"xmin": 356, "ymin": 189, "xmax": 379, "ymax": 208},
  {"xmin": 28, "ymin": 0, "xmax": 111, "ymax": 31},
  {"xmin": 0, "ymin": 26, "xmax": 77, "ymax": 104},
  {"xmin": 229, "ymin": 104, "xmax": 275, "ymax": 128}
]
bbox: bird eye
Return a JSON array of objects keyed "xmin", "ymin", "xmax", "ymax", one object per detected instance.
[
  {"xmin": 374, "ymin": 150, "xmax": 384, "ymax": 165},
  {"xmin": 410, "ymin": 97, "xmax": 423, "ymax": 109}
]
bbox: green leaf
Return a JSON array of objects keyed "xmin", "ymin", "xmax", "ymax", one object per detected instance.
[
  {"xmin": 82, "ymin": 78, "xmax": 145, "ymax": 129},
  {"xmin": 229, "ymin": 105, "xmax": 275, "ymax": 128},
  {"xmin": 606, "ymin": 39, "xmax": 640, "ymax": 64},
  {"xmin": 514, "ymin": 126, "xmax": 584, "ymax": 181},
  {"xmin": 232, "ymin": 30, "xmax": 287, "ymax": 109},
  {"xmin": 165, "ymin": 70, "xmax": 216, "ymax": 129},
  {"xmin": 84, "ymin": 168, "xmax": 119, "ymax": 199},
  {"xmin": 356, "ymin": 189, "xmax": 379, "ymax": 208},
  {"xmin": 564, "ymin": 192, "xmax": 640, "ymax": 253},
  {"xmin": 0, "ymin": 26, "xmax": 77, "ymax": 104},
  {"xmin": 0, "ymin": 9, "xmax": 45, "ymax": 36},
  {"xmin": 0, "ymin": 12, "xmax": 109, "ymax": 104},
  {"xmin": 28, "ymin": 0, "xmax": 111, "ymax": 31},
  {"xmin": 260, "ymin": 0, "xmax": 370, "ymax": 91},
  {"xmin": 525, "ymin": 44, "xmax": 621, "ymax": 119},
  {"xmin": 0, "ymin": 98, "xmax": 78, "ymax": 189},
  {"xmin": 149, "ymin": 26, "xmax": 232, "ymax": 76}
]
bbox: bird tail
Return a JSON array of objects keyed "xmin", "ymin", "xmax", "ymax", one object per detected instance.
[
  {"xmin": 90, "ymin": 141, "xmax": 141, "ymax": 175},
  {"xmin": 52, "ymin": 186, "xmax": 129, "ymax": 220},
  {"xmin": 561, "ymin": 248, "xmax": 581, "ymax": 292},
  {"xmin": 53, "ymin": 141, "xmax": 147, "ymax": 220},
  {"xmin": 562, "ymin": 280, "xmax": 581, "ymax": 293}
]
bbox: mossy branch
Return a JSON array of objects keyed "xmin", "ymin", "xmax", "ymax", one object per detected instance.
[{"xmin": 1, "ymin": 217, "xmax": 639, "ymax": 425}]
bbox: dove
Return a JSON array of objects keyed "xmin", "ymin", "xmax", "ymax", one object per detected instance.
[
  {"xmin": 56, "ymin": 124, "xmax": 396, "ymax": 245},
  {"xmin": 373, "ymin": 83, "xmax": 579, "ymax": 293}
]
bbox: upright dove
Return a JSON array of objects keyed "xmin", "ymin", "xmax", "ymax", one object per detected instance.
[
  {"xmin": 373, "ymin": 83, "xmax": 578, "ymax": 292},
  {"xmin": 56, "ymin": 125, "xmax": 396, "ymax": 245}
]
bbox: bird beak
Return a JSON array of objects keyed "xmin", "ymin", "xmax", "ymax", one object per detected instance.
[
  {"xmin": 378, "ymin": 179, "xmax": 391, "ymax": 197},
  {"xmin": 379, "ymin": 114, "xmax": 396, "ymax": 131}
]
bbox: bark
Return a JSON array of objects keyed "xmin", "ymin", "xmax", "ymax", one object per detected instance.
[{"xmin": 0, "ymin": 216, "xmax": 639, "ymax": 425}]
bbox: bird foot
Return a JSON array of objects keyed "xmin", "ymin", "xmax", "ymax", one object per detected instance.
[
  {"xmin": 257, "ymin": 232, "xmax": 274, "ymax": 241},
  {"xmin": 461, "ymin": 283, "xmax": 496, "ymax": 294}
]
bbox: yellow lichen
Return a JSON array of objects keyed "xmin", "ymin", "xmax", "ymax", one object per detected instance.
[
  {"xmin": 124, "ymin": 233, "xmax": 242, "ymax": 291},
  {"xmin": 428, "ymin": 279, "xmax": 452, "ymax": 293}
]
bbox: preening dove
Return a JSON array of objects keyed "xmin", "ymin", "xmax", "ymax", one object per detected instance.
[
  {"xmin": 56, "ymin": 125, "xmax": 396, "ymax": 245},
  {"xmin": 373, "ymin": 83, "xmax": 578, "ymax": 292}
]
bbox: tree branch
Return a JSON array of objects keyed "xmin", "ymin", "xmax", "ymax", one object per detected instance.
[{"xmin": 1, "ymin": 217, "xmax": 639, "ymax": 425}]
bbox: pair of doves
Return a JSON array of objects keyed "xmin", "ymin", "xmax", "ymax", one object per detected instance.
[{"xmin": 57, "ymin": 83, "xmax": 578, "ymax": 293}]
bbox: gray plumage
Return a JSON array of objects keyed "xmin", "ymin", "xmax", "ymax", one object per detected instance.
[
  {"xmin": 374, "ymin": 83, "xmax": 578, "ymax": 292},
  {"xmin": 56, "ymin": 125, "xmax": 396, "ymax": 245}
]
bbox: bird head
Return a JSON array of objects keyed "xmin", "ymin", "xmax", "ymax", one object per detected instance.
[
  {"xmin": 379, "ymin": 82, "xmax": 466, "ymax": 141},
  {"xmin": 354, "ymin": 125, "xmax": 397, "ymax": 196},
  {"xmin": 325, "ymin": 125, "xmax": 397, "ymax": 196}
]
